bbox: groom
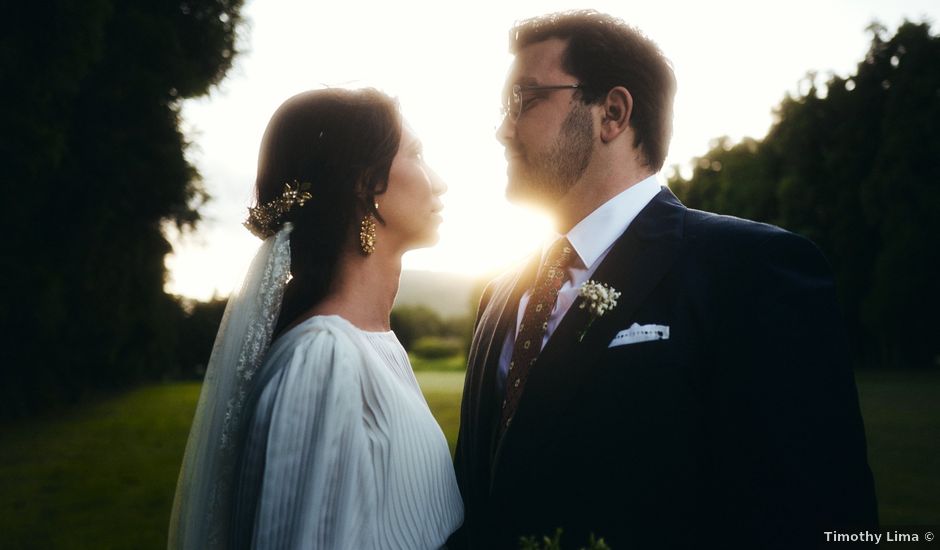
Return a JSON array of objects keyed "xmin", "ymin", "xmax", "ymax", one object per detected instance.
[{"xmin": 450, "ymin": 10, "xmax": 878, "ymax": 550}]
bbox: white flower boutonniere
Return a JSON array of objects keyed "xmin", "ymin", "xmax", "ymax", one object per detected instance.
[{"xmin": 578, "ymin": 280, "xmax": 621, "ymax": 342}]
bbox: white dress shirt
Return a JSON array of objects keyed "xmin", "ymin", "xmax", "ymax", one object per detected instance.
[{"xmin": 495, "ymin": 175, "xmax": 663, "ymax": 396}]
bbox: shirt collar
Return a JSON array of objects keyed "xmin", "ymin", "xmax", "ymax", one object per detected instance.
[{"xmin": 544, "ymin": 174, "xmax": 662, "ymax": 270}]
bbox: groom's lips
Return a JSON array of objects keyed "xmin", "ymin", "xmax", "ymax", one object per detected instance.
[{"xmin": 505, "ymin": 153, "xmax": 524, "ymax": 174}]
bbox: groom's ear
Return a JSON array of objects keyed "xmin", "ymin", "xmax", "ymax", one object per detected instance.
[{"xmin": 599, "ymin": 86, "xmax": 632, "ymax": 144}]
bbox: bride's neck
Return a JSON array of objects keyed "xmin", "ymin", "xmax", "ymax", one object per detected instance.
[{"xmin": 309, "ymin": 247, "xmax": 402, "ymax": 332}]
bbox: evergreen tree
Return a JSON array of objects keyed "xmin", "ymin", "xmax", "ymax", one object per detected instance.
[
  {"xmin": 670, "ymin": 21, "xmax": 940, "ymax": 368},
  {"xmin": 1, "ymin": 0, "xmax": 244, "ymax": 417}
]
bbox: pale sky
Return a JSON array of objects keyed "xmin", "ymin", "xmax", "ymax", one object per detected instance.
[{"xmin": 165, "ymin": 0, "xmax": 938, "ymax": 301}]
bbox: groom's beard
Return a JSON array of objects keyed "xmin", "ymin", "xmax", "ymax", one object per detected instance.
[{"xmin": 506, "ymin": 102, "xmax": 594, "ymax": 206}]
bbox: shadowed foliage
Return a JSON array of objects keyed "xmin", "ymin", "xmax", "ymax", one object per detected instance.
[
  {"xmin": 669, "ymin": 21, "xmax": 940, "ymax": 369},
  {"xmin": 0, "ymin": 0, "xmax": 245, "ymax": 418}
]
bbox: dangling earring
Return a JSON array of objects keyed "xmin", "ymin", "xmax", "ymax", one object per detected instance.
[{"xmin": 360, "ymin": 203, "xmax": 377, "ymax": 255}]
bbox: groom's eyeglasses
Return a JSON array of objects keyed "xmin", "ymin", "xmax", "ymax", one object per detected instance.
[{"xmin": 501, "ymin": 83, "xmax": 582, "ymax": 121}]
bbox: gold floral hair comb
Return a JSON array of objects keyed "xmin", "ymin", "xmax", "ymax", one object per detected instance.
[{"xmin": 243, "ymin": 180, "xmax": 313, "ymax": 239}]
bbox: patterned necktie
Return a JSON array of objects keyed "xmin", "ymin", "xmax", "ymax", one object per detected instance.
[{"xmin": 497, "ymin": 237, "xmax": 575, "ymax": 440}]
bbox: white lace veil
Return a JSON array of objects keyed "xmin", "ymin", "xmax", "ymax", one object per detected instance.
[{"xmin": 168, "ymin": 223, "xmax": 293, "ymax": 549}]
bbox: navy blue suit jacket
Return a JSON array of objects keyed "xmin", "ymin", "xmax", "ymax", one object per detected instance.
[{"xmin": 450, "ymin": 188, "xmax": 877, "ymax": 549}]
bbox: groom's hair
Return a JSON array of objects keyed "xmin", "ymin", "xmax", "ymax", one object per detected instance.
[{"xmin": 510, "ymin": 10, "xmax": 676, "ymax": 171}]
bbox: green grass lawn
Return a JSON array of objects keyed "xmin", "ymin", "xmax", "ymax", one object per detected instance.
[
  {"xmin": 0, "ymin": 383, "xmax": 202, "ymax": 550},
  {"xmin": 0, "ymin": 365, "xmax": 935, "ymax": 549},
  {"xmin": 855, "ymin": 369, "xmax": 940, "ymax": 525},
  {"xmin": 410, "ymin": 353, "xmax": 468, "ymax": 372},
  {"xmin": 416, "ymin": 370, "xmax": 465, "ymax": 453}
]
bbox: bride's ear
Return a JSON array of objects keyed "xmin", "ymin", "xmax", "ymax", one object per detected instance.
[
  {"xmin": 354, "ymin": 190, "xmax": 382, "ymax": 224},
  {"xmin": 352, "ymin": 180, "xmax": 373, "ymax": 212},
  {"xmin": 599, "ymin": 87, "xmax": 633, "ymax": 144}
]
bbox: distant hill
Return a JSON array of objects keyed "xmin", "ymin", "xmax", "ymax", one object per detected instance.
[{"xmin": 395, "ymin": 270, "xmax": 487, "ymax": 318}]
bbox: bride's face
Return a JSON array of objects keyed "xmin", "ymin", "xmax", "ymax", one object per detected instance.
[{"xmin": 376, "ymin": 122, "xmax": 446, "ymax": 251}]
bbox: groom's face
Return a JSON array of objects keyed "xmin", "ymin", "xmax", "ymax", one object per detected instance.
[{"xmin": 498, "ymin": 38, "xmax": 595, "ymax": 207}]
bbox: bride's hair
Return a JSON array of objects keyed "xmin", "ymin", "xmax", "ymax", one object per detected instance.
[{"xmin": 253, "ymin": 88, "xmax": 402, "ymax": 337}]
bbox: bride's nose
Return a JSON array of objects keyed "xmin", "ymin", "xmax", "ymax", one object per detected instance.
[{"xmin": 429, "ymin": 166, "xmax": 447, "ymax": 196}]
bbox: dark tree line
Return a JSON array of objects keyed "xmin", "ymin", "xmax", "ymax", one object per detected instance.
[
  {"xmin": 1, "ymin": 0, "xmax": 244, "ymax": 418},
  {"xmin": 669, "ymin": 21, "xmax": 940, "ymax": 369}
]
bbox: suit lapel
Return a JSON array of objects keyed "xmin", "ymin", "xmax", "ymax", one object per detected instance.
[
  {"xmin": 490, "ymin": 188, "xmax": 687, "ymax": 486},
  {"xmin": 466, "ymin": 254, "xmax": 539, "ymax": 479},
  {"xmin": 470, "ymin": 256, "xmax": 538, "ymax": 406}
]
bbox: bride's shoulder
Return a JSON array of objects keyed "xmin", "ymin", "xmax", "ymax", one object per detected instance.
[
  {"xmin": 252, "ymin": 315, "xmax": 372, "ymax": 428},
  {"xmin": 266, "ymin": 315, "xmax": 367, "ymax": 379},
  {"xmin": 273, "ymin": 314, "xmax": 360, "ymax": 344}
]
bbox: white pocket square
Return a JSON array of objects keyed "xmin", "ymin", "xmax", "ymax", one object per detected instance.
[{"xmin": 608, "ymin": 323, "xmax": 670, "ymax": 348}]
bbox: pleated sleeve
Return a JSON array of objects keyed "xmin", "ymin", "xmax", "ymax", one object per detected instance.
[{"xmin": 244, "ymin": 327, "xmax": 378, "ymax": 550}]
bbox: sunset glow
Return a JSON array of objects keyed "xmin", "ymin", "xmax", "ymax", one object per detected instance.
[{"xmin": 165, "ymin": 0, "xmax": 937, "ymax": 301}]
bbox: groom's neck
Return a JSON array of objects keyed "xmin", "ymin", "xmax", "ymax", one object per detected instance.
[{"xmin": 553, "ymin": 163, "xmax": 654, "ymax": 233}]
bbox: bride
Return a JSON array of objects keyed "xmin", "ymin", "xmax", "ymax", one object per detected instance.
[{"xmin": 168, "ymin": 88, "xmax": 464, "ymax": 549}]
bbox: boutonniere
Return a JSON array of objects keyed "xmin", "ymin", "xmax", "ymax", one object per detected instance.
[{"xmin": 578, "ymin": 280, "xmax": 621, "ymax": 342}]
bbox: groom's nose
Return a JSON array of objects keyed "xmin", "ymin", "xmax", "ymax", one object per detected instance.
[{"xmin": 495, "ymin": 114, "xmax": 514, "ymax": 147}]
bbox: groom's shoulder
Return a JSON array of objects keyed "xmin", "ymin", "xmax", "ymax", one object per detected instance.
[
  {"xmin": 474, "ymin": 252, "xmax": 539, "ymax": 308},
  {"xmin": 471, "ymin": 274, "xmax": 510, "ymax": 322},
  {"xmin": 683, "ymin": 207, "xmax": 799, "ymax": 250},
  {"xmin": 487, "ymin": 266, "xmax": 522, "ymax": 288},
  {"xmin": 679, "ymin": 207, "xmax": 830, "ymax": 272},
  {"xmin": 494, "ymin": 248, "xmax": 540, "ymax": 280}
]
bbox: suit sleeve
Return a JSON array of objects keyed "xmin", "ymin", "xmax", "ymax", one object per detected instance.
[
  {"xmin": 711, "ymin": 231, "xmax": 878, "ymax": 546},
  {"xmin": 447, "ymin": 281, "xmax": 498, "ymax": 550}
]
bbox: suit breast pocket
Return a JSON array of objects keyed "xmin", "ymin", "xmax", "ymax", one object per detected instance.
[
  {"xmin": 603, "ymin": 335, "xmax": 678, "ymax": 368},
  {"xmin": 593, "ymin": 336, "xmax": 698, "ymax": 409}
]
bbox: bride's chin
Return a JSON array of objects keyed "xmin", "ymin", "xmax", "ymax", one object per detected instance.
[
  {"xmin": 424, "ymin": 216, "xmax": 443, "ymax": 244},
  {"xmin": 410, "ymin": 228, "xmax": 441, "ymax": 251},
  {"xmin": 421, "ymin": 231, "xmax": 442, "ymax": 249}
]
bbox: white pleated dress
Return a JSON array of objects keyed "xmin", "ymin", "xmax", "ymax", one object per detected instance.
[{"xmin": 234, "ymin": 315, "xmax": 464, "ymax": 549}]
